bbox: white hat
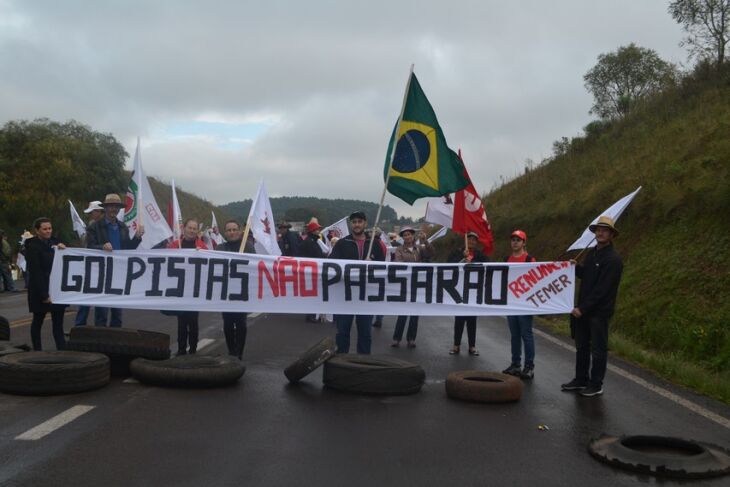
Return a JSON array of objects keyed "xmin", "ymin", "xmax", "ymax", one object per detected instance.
[{"xmin": 84, "ymin": 201, "xmax": 104, "ymax": 214}]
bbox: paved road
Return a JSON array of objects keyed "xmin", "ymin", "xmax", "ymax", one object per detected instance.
[{"xmin": 1, "ymin": 293, "xmax": 729, "ymax": 486}]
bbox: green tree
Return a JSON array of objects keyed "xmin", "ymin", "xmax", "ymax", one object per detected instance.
[
  {"xmin": 584, "ymin": 44, "xmax": 677, "ymax": 119},
  {"xmin": 670, "ymin": 0, "xmax": 730, "ymax": 67},
  {"xmin": 0, "ymin": 119, "xmax": 128, "ymax": 241}
]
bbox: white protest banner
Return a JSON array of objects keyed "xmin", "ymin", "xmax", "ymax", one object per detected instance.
[
  {"xmin": 50, "ymin": 248, "xmax": 575, "ymax": 316},
  {"xmin": 248, "ymin": 180, "xmax": 281, "ymax": 256},
  {"xmin": 567, "ymin": 186, "xmax": 642, "ymax": 251},
  {"xmin": 68, "ymin": 200, "xmax": 87, "ymax": 238}
]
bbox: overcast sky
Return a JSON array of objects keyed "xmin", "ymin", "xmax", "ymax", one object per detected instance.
[{"xmin": 0, "ymin": 0, "xmax": 687, "ymax": 219}]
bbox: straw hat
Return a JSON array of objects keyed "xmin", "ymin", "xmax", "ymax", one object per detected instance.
[
  {"xmin": 589, "ymin": 215, "xmax": 619, "ymax": 235},
  {"xmin": 101, "ymin": 193, "xmax": 125, "ymax": 207}
]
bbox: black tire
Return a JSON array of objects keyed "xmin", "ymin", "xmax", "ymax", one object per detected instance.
[
  {"xmin": 322, "ymin": 354, "xmax": 425, "ymax": 395},
  {"xmin": 67, "ymin": 326, "xmax": 170, "ymax": 360},
  {"xmin": 284, "ymin": 337, "xmax": 336, "ymax": 383},
  {"xmin": 0, "ymin": 343, "xmax": 25, "ymax": 358},
  {"xmin": 0, "ymin": 351, "xmax": 110, "ymax": 395},
  {"xmin": 445, "ymin": 370, "xmax": 523, "ymax": 403},
  {"xmin": 130, "ymin": 355, "xmax": 245, "ymax": 388},
  {"xmin": 0, "ymin": 315, "xmax": 9, "ymax": 341},
  {"xmin": 588, "ymin": 435, "xmax": 730, "ymax": 479}
]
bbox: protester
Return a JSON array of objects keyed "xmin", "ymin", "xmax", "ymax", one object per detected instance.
[
  {"xmin": 16, "ymin": 230, "xmax": 32, "ymax": 289},
  {"xmin": 561, "ymin": 216, "xmax": 623, "ymax": 397},
  {"xmin": 298, "ymin": 219, "xmax": 325, "ymax": 323},
  {"xmin": 448, "ymin": 232, "xmax": 489, "ymax": 356},
  {"xmin": 25, "ymin": 217, "xmax": 67, "ymax": 350},
  {"xmin": 388, "ymin": 232, "xmax": 402, "ymax": 247},
  {"xmin": 86, "ymin": 193, "xmax": 144, "ymax": 326},
  {"xmin": 0, "ymin": 229, "xmax": 20, "ymax": 293},
  {"xmin": 330, "ymin": 211, "xmax": 386, "ymax": 354},
  {"xmin": 391, "ymin": 227, "xmax": 434, "ymax": 348},
  {"xmin": 501, "ymin": 230, "xmax": 537, "ymax": 379},
  {"xmin": 369, "ymin": 228, "xmax": 388, "ymax": 328},
  {"xmin": 278, "ymin": 220, "xmax": 300, "ymax": 256},
  {"xmin": 168, "ymin": 218, "xmax": 208, "ymax": 355},
  {"xmin": 74, "ymin": 201, "xmax": 104, "ymax": 326},
  {"xmin": 216, "ymin": 220, "xmax": 254, "ymax": 359}
]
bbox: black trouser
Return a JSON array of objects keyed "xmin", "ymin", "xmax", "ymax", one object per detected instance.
[
  {"xmin": 453, "ymin": 316, "xmax": 477, "ymax": 347},
  {"xmin": 177, "ymin": 311, "xmax": 199, "ymax": 353},
  {"xmin": 393, "ymin": 315, "xmax": 419, "ymax": 342},
  {"xmin": 222, "ymin": 312, "xmax": 247, "ymax": 358},
  {"xmin": 30, "ymin": 310, "xmax": 66, "ymax": 351},
  {"xmin": 574, "ymin": 315, "xmax": 609, "ymax": 387}
]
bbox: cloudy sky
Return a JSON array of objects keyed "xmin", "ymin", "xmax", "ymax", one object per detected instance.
[{"xmin": 0, "ymin": 0, "xmax": 686, "ymax": 218}]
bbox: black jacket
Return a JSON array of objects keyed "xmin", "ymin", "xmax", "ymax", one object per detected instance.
[
  {"xmin": 217, "ymin": 239, "xmax": 256, "ymax": 254},
  {"xmin": 278, "ymin": 230, "xmax": 300, "ymax": 257},
  {"xmin": 576, "ymin": 243, "xmax": 623, "ymax": 318},
  {"xmin": 330, "ymin": 235, "xmax": 385, "ymax": 261},
  {"xmin": 447, "ymin": 247, "xmax": 490, "ymax": 263},
  {"xmin": 25, "ymin": 237, "xmax": 67, "ymax": 313},
  {"xmin": 86, "ymin": 218, "xmax": 141, "ymax": 250},
  {"xmin": 298, "ymin": 234, "xmax": 325, "ymax": 259}
]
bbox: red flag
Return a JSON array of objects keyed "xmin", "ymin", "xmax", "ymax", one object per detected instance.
[{"xmin": 452, "ymin": 153, "xmax": 494, "ymax": 255}]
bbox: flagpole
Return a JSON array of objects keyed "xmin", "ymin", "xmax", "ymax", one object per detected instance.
[
  {"xmin": 239, "ymin": 215, "xmax": 252, "ymax": 253},
  {"xmin": 367, "ymin": 64, "xmax": 414, "ymax": 259},
  {"xmin": 136, "ymin": 137, "xmax": 144, "ymax": 236}
]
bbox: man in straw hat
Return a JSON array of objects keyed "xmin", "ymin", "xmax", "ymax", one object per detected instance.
[
  {"xmin": 86, "ymin": 193, "xmax": 144, "ymax": 327},
  {"xmin": 562, "ymin": 215, "xmax": 623, "ymax": 397}
]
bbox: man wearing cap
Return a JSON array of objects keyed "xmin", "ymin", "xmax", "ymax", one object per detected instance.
[
  {"xmin": 329, "ymin": 210, "xmax": 386, "ymax": 354},
  {"xmin": 278, "ymin": 220, "xmax": 300, "ymax": 257},
  {"xmin": 298, "ymin": 219, "xmax": 325, "ymax": 323},
  {"xmin": 74, "ymin": 201, "xmax": 105, "ymax": 326},
  {"xmin": 502, "ymin": 230, "xmax": 537, "ymax": 379},
  {"xmin": 562, "ymin": 216, "xmax": 623, "ymax": 397},
  {"xmin": 86, "ymin": 193, "xmax": 144, "ymax": 327}
]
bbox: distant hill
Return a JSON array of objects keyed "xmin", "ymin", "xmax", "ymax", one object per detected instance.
[{"xmin": 220, "ymin": 196, "xmax": 399, "ymax": 227}]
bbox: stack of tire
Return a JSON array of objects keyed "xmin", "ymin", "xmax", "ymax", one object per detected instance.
[
  {"xmin": 284, "ymin": 338, "xmax": 426, "ymax": 395},
  {"xmin": 66, "ymin": 327, "xmax": 170, "ymax": 376}
]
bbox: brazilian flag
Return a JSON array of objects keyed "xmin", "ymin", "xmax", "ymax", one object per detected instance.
[{"xmin": 384, "ymin": 73, "xmax": 469, "ymax": 205}]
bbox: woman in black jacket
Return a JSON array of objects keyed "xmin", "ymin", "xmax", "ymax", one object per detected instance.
[
  {"xmin": 448, "ymin": 232, "xmax": 489, "ymax": 356},
  {"xmin": 25, "ymin": 217, "xmax": 67, "ymax": 351}
]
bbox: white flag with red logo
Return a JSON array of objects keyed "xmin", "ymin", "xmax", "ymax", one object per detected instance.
[
  {"xmin": 210, "ymin": 211, "xmax": 225, "ymax": 245},
  {"xmin": 248, "ymin": 180, "xmax": 281, "ymax": 256}
]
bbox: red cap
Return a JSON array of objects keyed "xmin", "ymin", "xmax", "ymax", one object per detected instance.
[
  {"xmin": 306, "ymin": 222, "xmax": 322, "ymax": 233},
  {"xmin": 511, "ymin": 230, "xmax": 527, "ymax": 242}
]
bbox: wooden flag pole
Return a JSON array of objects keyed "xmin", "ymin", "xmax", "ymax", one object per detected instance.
[
  {"xmin": 572, "ymin": 237, "xmax": 596, "ymax": 262},
  {"xmin": 367, "ymin": 64, "xmax": 415, "ymax": 260},
  {"xmin": 239, "ymin": 215, "xmax": 252, "ymax": 253}
]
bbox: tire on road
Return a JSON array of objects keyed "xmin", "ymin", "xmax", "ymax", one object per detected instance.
[
  {"xmin": 322, "ymin": 354, "xmax": 425, "ymax": 395},
  {"xmin": 0, "ymin": 315, "xmax": 9, "ymax": 341},
  {"xmin": 0, "ymin": 351, "xmax": 110, "ymax": 395},
  {"xmin": 0, "ymin": 343, "xmax": 25, "ymax": 358},
  {"xmin": 67, "ymin": 326, "xmax": 170, "ymax": 360},
  {"xmin": 445, "ymin": 370, "xmax": 523, "ymax": 403},
  {"xmin": 588, "ymin": 435, "xmax": 730, "ymax": 479},
  {"xmin": 284, "ymin": 337, "xmax": 336, "ymax": 383},
  {"xmin": 130, "ymin": 355, "xmax": 245, "ymax": 388}
]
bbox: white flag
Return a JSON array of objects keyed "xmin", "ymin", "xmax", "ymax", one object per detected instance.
[
  {"xmin": 567, "ymin": 186, "xmax": 642, "ymax": 251},
  {"xmin": 321, "ymin": 216, "xmax": 350, "ymax": 247},
  {"xmin": 424, "ymin": 195, "xmax": 454, "ymax": 228},
  {"xmin": 124, "ymin": 138, "xmax": 173, "ymax": 249},
  {"xmin": 171, "ymin": 179, "xmax": 183, "ymax": 241},
  {"xmin": 68, "ymin": 200, "xmax": 87, "ymax": 237},
  {"xmin": 428, "ymin": 225, "xmax": 448, "ymax": 243},
  {"xmin": 210, "ymin": 211, "xmax": 225, "ymax": 245},
  {"xmin": 248, "ymin": 180, "xmax": 281, "ymax": 256}
]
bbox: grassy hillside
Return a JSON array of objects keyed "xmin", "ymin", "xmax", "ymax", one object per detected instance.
[{"xmin": 482, "ymin": 69, "xmax": 730, "ymax": 401}]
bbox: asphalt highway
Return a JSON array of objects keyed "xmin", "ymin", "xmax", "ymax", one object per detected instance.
[{"xmin": 1, "ymin": 291, "xmax": 729, "ymax": 486}]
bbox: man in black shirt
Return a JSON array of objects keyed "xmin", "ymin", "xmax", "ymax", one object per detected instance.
[{"xmin": 562, "ymin": 216, "xmax": 624, "ymax": 397}]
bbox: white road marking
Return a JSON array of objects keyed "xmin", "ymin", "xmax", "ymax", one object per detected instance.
[
  {"xmin": 123, "ymin": 378, "xmax": 139, "ymax": 384},
  {"xmin": 197, "ymin": 338, "xmax": 214, "ymax": 351},
  {"xmin": 534, "ymin": 328, "xmax": 730, "ymax": 430},
  {"xmin": 15, "ymin": 405, "xmax": 96, "ymax": 441}
]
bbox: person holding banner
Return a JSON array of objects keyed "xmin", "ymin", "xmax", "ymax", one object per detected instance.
[
  {"xmin": 217, "ymin": 220, "xmax": 255, "ymax": 359},
  {"xmin": 25, "ymin": 217, "xmax": 67, "ymax": 351},
  {"xmin": 298, "ymin": 220, "xmax": 325, "ymax": 323},
  {"xmin": 74, "ymin": 200, "xmax": 104, "ymax": 326},
  {"xmin": 502, "ymin": 230, "xmax": 537, "ymax": 379},
  {"xmin": 562, "ymin": 216, "xmax": 623, "ymax": 397},
  {"xmin": 168, "ymin": 218, "xmax": 208, "ymax": 355},
  {"xmin": 330, "ymin": 211, "xmax": 386, "ymax": 354},
  {"xmin": 448, "ymin": 232, "xmax": 489, "ymax": 356},
  {"xmin": 87, "ymin": 193, "xmax": 144, "ymax": 327},
  {"xmin": 391, "ymin": 227, "xmax": 433, "ymax": 348}
]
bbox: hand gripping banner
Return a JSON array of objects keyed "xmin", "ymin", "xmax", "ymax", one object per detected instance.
[{"xmin": 50, "ymin": 249, "xmax": 575, "ymax": 316}]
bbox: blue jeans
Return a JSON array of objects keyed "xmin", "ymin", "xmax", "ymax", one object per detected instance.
[
  {"xmin": 507, "ymin": 315, "xmax": 535, "ymax": 367},
  {"xmin": 94, "ymin": 307, "xmax": 122, "ymax": 327},
  {"xmin": 335, "ymin": 315, "xmax": 372, "ymax": 354},
  {"xmin": 75, "ymin": 306, "xmax": 90, "ymax": 326}
]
